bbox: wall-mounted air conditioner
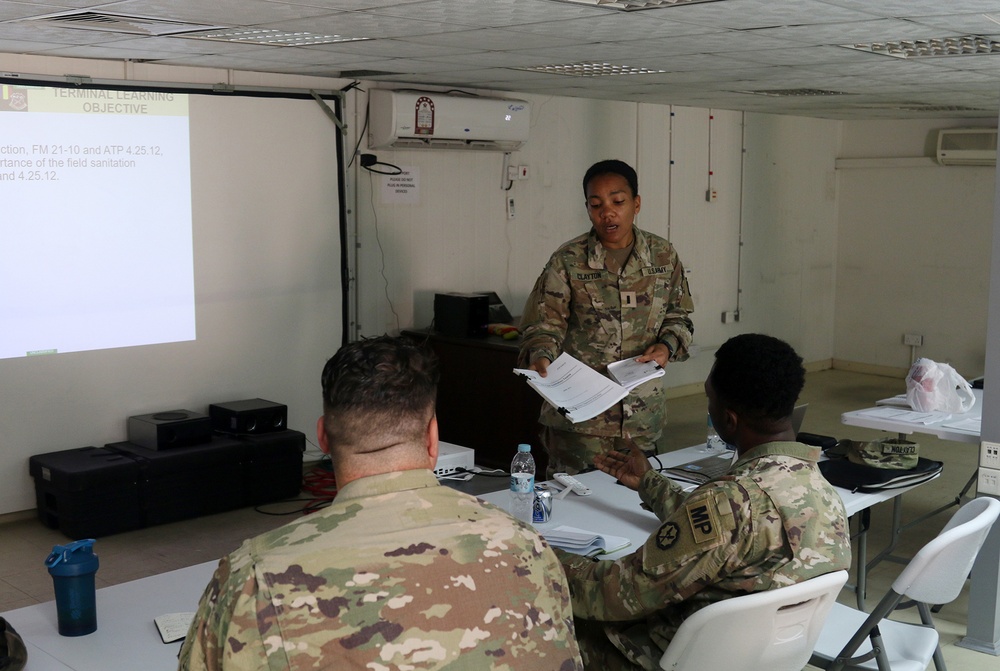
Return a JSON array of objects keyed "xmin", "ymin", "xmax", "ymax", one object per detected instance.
[
  {"xmin": 368, "ymin": 89, "xmax": 530, "ymax": 151},
  {"xmin": 935, "ymin": 128, "xmax": 997, "ymax": 166}
]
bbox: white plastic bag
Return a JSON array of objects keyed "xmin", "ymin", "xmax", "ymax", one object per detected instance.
[{"xmin": 905, "ymin": 357, "xmax": 976, "ymax": 413}]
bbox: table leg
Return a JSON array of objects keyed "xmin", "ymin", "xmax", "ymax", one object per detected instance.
[
  {"xmin": 854, "ymin": 508, "xmax": 870, "ymax": 610},
  {"xmin": 847, "ymin": 493, "xmax": 906, "ymax": 611}
]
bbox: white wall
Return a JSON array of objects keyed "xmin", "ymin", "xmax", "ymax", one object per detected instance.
[
  {"xmin": 835, "ymin": 119, "xmax": 996, "ymax": 377},
  {"xmin": 349, "ymin": 90, "xmax": 841, "ymax": 390},
  {"xmin": 739, "ymin": 114, "xmax": 842, "ymax": 365}
]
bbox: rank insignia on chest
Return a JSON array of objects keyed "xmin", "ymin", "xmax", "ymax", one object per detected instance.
[{"xmin": 621, "ymin": 291, "xmax": 637, "ymax": 308}]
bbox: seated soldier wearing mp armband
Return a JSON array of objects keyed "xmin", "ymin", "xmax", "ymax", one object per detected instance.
[{"xmin": 555, "ymin": 333, "xmax": 851, "ymax": 671}]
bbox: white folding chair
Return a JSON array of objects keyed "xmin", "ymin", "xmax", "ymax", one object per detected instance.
[
  {"xmin": 659, "ymin": 570, "xmax": 848, "ymax": 671},
  {"xmin": 810, "ymin": 496, "xmax": 1000, "ymax": 671}
]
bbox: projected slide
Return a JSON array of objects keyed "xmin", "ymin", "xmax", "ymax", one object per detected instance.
[{"xmin": 0, "ymin": 85, "xmax": 194, "ymax": 359}]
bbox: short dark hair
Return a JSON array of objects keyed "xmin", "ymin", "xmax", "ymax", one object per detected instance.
[
  {"xmin": 320, "ymin": 335, "xmax": 439, "ymax": 448},
  {"xmin": 710, "ymin": 334, "xmax": 804, "ymax": 423},
  {"xmin": 583, "ymin": 159, "xmax": 638, "ymax": 198}
]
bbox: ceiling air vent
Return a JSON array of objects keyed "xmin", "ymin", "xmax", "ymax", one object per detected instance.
[{"xmin": 23, "ymin": 10, "xmax": 224, "ymax": 36}]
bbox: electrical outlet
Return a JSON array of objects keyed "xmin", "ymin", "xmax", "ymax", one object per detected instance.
[
  {"xmin": 903, "ymin": 333, "xmax": 923, "ymax": 347},
  {"xmin": 982, "ymin": 441, "xmax": 1000, "ymax": 469},
  {"xmin": 978, "ymin": 467, "xmax": 1000, "ymax": 496},
  {"xmin": 518, "ymin": 165, "xmax": 529, "ymax": 179}
]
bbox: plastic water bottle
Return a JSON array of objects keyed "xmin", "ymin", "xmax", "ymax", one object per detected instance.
[
  {"xmin": 509, "ymin": 443, "xmax": 535, "ymax": 523},
  {"xmin": 706, "ymin": 413, "xmax": 726, "ymax": 453}
]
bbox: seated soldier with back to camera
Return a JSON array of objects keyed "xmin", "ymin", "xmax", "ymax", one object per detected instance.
[
  {"xmin": 555, "ymin": 333, "xmax": 852, "ymax": 671},
  {"xmin": 178, "ymin": 335, "xmax": 583, "ymax": 671}
]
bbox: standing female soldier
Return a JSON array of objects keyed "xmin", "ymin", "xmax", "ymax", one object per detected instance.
[{"xmin": 519, "ymin": 159, "xmax": 694, "ymax": 476}]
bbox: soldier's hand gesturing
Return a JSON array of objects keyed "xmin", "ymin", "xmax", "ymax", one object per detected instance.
[{"xmin": 593, "ymin": 441, "xmax": 650, "ymax": 491}]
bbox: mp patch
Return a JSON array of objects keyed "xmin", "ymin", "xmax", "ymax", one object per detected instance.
[
  {"xmin": 656, "ymin": 522, "xmax": 680, "ymax": 550},
  {"xmin": 686, "ymin": 500, "xmax": 721, "ymax": 545}
]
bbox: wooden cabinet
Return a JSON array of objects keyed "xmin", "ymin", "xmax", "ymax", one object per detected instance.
[{"xmin": 402, "ymin": 329, "xmax": 546, "ymax": 474}]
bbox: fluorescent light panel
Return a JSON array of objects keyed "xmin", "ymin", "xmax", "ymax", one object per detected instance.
[
  {"xmin": 842, "ymin": 35, "xmax": 1000, "ymax": 58},
  {"xmin": 182, "ymin": 28, "xmax": 370, "ymax": 46},
  {"xmin": 738, "ymin": 88, "xmax": 847, "ymax": 97},
  {"xmin": 548, "ymin": 0, "xmax": 723, "ymax": 10},
  {"xmin": 516, "ymin": 62, "xmax": 668, "ymax": 76}
]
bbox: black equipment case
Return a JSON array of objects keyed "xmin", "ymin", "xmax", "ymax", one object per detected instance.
[{"xmin": 30, "ymin": 429, "xmax": 304, "ymax": 538}]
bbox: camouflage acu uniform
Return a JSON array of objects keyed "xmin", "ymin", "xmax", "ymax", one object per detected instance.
[
  {"xmin": 519, "ymin": 227, "xmax": 694, "ymax": 475},
  {"xmin": 556, "ymin": 441, "xmax": 851, "ymax": 671},
  {"xmin": 178, "ymin": 469, "xmax": 583, "ymax": 671}
]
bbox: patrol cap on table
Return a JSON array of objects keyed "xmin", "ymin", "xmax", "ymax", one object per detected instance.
[
  {"xmin": 0, "ymin": 616, "xmax": 27, "ymax": 671},
  {"xmin": 843, "ymin": 438, "xmax": 919, "ymax": 470}
]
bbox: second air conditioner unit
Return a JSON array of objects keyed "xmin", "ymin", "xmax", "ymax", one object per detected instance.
[
  {"xmin": 935, "ymin": 128, "xmax": 998, "ymax": 166},
  {"xmin": 368, "ymin": 89, "xmax": 530, "ymax": 151}
]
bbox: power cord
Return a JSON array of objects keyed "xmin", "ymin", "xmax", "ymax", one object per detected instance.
[{"xmin": 360, "ymin": 153, "xmax": 402, "ymax": 175}]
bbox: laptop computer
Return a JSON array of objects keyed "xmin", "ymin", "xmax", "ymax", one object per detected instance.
[
  {"xmin": 663, "ymin": 404, "xmax": 809, "ymax": 486},
  {"xmin": 791, "ymin": 403, "xmax": 808, "ymax": 436}
]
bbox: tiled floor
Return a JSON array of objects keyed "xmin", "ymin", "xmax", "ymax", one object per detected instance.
[{"xmin": 0, "ymin": 368, "xmax": 994, "ymax": 669}]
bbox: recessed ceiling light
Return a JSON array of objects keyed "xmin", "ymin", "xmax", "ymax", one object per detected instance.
[
  {"xmin": 182, "ymin": 28, "xmax": 370, "ymax": 47},
  {"xmin": 516, "ymin": 62, "xmax": 668, "ymax": 76},
  {"xmin": 547, "ymin": 0, "xmax": 723, "ymax": 10},
  {"xmin": 841, "ymin": 35, "xmax": 1000, "ymax": 58},
  {"xmin": 737, "ymin": 89, "xmax": 848, "ymax": 97},
  {"xmin": 864, "ymin": 103, "xmax": 989, "ymax": 112}
]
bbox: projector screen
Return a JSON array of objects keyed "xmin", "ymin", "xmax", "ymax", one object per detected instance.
[
  {"xmin": 0, "ymin": 84, "xmax": 194, "ymax": 359},
  {"xmin": 0, "ymin": 84, "xmax": 344, "ymax": 515}
]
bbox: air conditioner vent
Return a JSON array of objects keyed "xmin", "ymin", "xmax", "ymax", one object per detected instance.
[
  {"xmin": 22, "ymin": 10, "xmax": 223, "ymax": 36},
  {"xmin": 368, "ymin": 90, "xmax": 530, "ymax": 151},
  {"xmin": 936, "ymin": 128, "xmax": 997, "ymax": 166}
]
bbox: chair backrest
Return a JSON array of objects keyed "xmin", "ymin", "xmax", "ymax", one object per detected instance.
[
  {"xmin": 892, "ymin": 496, "xmax": 1000, "ymax": 605},
  {"xmin": 659, "ymin": 570, "xmax": 848, "ymax": 671}
]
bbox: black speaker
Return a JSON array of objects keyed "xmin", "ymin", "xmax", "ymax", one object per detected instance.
[
  {"xmin": 209, "ymin": 398, "xmax": 287, "ymax": 435},
  {"xmin": 434, "ymin": 292, "xmax": 489, "ymax": 338},
  {"xmin": 127, "ymin": 410, "xmax": 213, "ymax": 451}
]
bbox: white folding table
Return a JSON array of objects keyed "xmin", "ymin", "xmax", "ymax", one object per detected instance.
[{"xmin": 2, "ymin": 446, "xmax": 930, "ymax": 670}]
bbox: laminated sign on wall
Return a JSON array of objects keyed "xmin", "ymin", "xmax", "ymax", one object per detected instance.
[{"xmin": 381, "ymin": 166, "xmax": 419, "ymax": 204}]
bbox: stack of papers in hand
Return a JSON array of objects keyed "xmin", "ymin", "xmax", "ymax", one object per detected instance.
[
  {"xmin": 542, "ymin": 525, "xmax": 631, "ymax": 556},
  {"xmin": 607, "ymin": 358, "xmax": 665, "ymax": 391},
  {"xmin": 513, "ymin": 353, "xmax": 628, "ymax": 423}
]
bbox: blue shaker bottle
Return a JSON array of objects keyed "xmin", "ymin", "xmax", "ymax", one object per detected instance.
[{"xmin": 45, "ymin": 539, "xmax": 99, "ymax": 636}]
